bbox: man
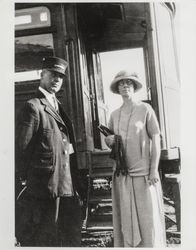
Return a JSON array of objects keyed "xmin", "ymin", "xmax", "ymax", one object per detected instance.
[{"xmin": 15, "ymin": 56, "xmax": 84, "ymax": 247}]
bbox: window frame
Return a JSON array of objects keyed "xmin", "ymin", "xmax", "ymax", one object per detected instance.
[
  {"xmin": 15, "ymin": 4, "xmax": 57, "ymax": 38},
  {"xmin": 14, "ymin": 4, "xmax": 59, "ymax": 86},
  {"xmin": 15, "ymin": 6, "xmax": 51, "ymax": 31}
]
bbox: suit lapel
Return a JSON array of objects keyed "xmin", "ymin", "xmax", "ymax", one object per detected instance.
[
  {"xmin": 45, "ymin": 104, "xmax": 66, "ymax": 126},
  {"xmin": 37, "ymin": 93, "xmax": 66, "ymax": 127},
  {"xmin": 58, "ymin": 104, "xmax": 76, "ymax": 146}
]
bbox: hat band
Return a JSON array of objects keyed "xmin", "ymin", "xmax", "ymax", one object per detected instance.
[{"xmin": 54, "ymin": 64, "xmax": 65, "ymax": 70}]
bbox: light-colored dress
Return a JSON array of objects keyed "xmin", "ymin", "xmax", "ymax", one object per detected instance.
[{"xmin": 108, "ymin": 102, "xmax": 166, "ymax": 247}]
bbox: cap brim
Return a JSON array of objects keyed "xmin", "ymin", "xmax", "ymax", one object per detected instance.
[{"xmin": 46, "ymin": 68, "xmax": 66, "ymax": 76}]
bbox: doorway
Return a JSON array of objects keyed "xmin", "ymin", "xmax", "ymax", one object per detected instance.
[{"xmin": 99, "ymin": 48, "xmax": 148, "ymax": 119}]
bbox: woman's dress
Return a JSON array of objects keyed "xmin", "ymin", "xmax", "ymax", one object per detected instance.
[{"xmin": 108, "ymin": 102, "xmax": 166, "ymax": 247}]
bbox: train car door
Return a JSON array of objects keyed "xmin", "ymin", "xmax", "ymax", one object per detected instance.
[
  {"xmin": 77, "ymin": 3, "xmax": 151, "ymax": 152},
  {"xmin": 145, "ymin": 3, "xmax": 180, "ymax": 154}
]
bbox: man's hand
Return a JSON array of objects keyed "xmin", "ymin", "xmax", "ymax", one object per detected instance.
[{"xmin": 75, "ymin": 191, "xmax": 84, "ymax": 207}]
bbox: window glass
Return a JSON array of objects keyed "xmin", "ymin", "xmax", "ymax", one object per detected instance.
[
  {"xmin": 100, "ymin": 48, "xmax": 148, "ymax": 117},
  {"xmin": 15, "ymin": 6, "xmax": 51, "ymax": 30},
  {"xmin": 15, "ymin": 33, "xmax": 54, "ymax": 82}
]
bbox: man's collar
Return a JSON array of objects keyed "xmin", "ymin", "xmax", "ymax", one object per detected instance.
[{"xmin": 38, "ymin": 86, "xmax": 55, "ymax": 98}]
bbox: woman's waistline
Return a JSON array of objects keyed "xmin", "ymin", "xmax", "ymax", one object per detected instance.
[{"xmin": 113, "ymin": 158, "xmax": 150, "ymax": 176}]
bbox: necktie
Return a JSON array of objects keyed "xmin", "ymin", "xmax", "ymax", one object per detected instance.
[{"xmin": 52, "ymin": 96, "xmax": 59, "ymax": 112}]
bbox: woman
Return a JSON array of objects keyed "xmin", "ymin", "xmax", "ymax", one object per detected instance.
[{"xmin": 105, "ymin": 70, "xmax": 166, "ymax": 247}]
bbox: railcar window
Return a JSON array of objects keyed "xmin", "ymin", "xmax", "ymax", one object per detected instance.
[
  {"xmin": 100, "ymin": 48, "xmax": 148, "ymax": 117},
  {"xmin": 15, "ymin": 34, "xmax": 54, "ymax": 83},
  {"xmin": 15, "ymin": 7, "xmax": 51, "ymax": 30}
]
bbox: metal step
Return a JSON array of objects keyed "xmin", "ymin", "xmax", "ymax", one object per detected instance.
[
  {"xmin": 90, "ymin": 179, "xmax": 112, "ymax": 203},
  {"xmin": 90, "ymin": 168, "xmax": 113, "ymax": 178},
  {"xmin": 86, "ymin": 219, "xmax": 113, "ymax": 231},
  {"xmin": 86, "ymin": 225, "xmax": 113, "ymax": 232},
  {"xmin": 91, "ymin": 150, "xmax": 114, "ymax": 177},
  {"xmin": 89, "ymin": 190, "xmax": 112, "ymax": 203},
  {"xmin": 89, "ymin": 213, "xmax": 112, "ymax": 221},
  {"xmin": 89, "ymin": 198, "xmax": 112, "ymax": 204},
  {"xmin": 86, "ymin": 199, "xmax": 113, "ymax": 232}
]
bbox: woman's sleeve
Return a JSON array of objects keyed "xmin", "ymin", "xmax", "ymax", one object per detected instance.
[
  {"xmin": 108, "ymin": 113, "xmax": 114, "ymax": 131},
  {"xmin": 146, "ymin": 106, "xmax": 160, "ymax": 138}
]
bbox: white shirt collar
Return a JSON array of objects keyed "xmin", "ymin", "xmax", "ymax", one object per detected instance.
[
  {"xmin": 39, "ymin": 86, "xmax": 55, "ymax": 98},
  {"xmin": 39, "ymin": 86, "xmax": 56, "ymax": 108}
]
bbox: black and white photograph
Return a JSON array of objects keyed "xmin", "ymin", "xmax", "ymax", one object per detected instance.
[{"xmin": 0, "ymin": 0, "xmax": 196, "ymax": 249}]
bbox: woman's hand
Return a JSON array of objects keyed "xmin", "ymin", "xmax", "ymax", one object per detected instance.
[
  {"xmin": 105, "ymin": 135, "xmax": 115, "ymax": 148},
  {"xmin": 148, "ymin": 170, "xmax": 159, "ymax": 186},
  {"xmin": 148, "ymin": 134, "xmax": 160, "ymax": 186}
]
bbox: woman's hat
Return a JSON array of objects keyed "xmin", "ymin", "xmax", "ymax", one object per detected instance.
[
  {"xmin": 42, "ymin": 56, "xmax": 68, "ymax": 76},
  {"xmin": 110, "ymin": 70, "xmax": 143, "ymax": 94}
]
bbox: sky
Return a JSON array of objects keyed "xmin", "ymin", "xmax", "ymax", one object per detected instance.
[{"xmin": 100, "ymin": 48, "xmax": 148, "ymax": 118}]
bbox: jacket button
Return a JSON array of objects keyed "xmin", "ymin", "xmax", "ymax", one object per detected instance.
[
  {"xmin": 63, "ymin": 163, "xmax": 68, "ymax": 168},
  {"xmin": 63, "ymin": 138, "xmax": 67, "ymax": 142},
  {"xmin": 60, "ymin": 127, "xmax": 63, "ymax": 131},
  {"xmin": 63, "ymin": 150, "xmax": 68, "ymax": 155}
]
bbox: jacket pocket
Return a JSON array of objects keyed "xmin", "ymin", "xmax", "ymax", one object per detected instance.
[
  {"xmin": 39, "ymin": 129, "xmax": 54, "ymax": 152},
  {"xmin": 32, "ymin": 152, "xmax": 54, "ymax": 175}
]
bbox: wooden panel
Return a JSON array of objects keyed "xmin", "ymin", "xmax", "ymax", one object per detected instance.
[
  {"xmin": 92, "ymin": 151, "xmax": 115, "ymax": 169},
  {"xmin": 78, "ymin": 37, "xmax": 94, "ymax": 151},
  {"xmin": 78, "ymin": 3, "xmax": 147, "ymax": 52},
  {"xmin": 96, "ymin": 19, "xmax": 146, "ymax": 36},
  {"xmin": 63, "ymin": 5, "xmax": 91, "ymax": 152},
  {"xmin": 91, "ymin": 36, "xmax": 145, "ymax": 53},
  {"xmin": 124, "ymin": 3, "xmax": 146, "ymax": 19},
  {"xmin": 77, "ymin": 151, "xmax": 91, "ymax": 170},
  {"xmin": 153, "ymin": 3, "xmax": 180, "ymax": 149},
  {"xmin": 83, "ymin": 89, "xmax": 94, "ymax": 150},
  {"xmin": 92, "ymin": 52, "xmax": 108, "ymax": 149}
]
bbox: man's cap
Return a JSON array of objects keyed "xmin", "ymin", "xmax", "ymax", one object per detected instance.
[
  {"xmin": 110, "ymin": 70, "xmax": 143, "ymax": 94},
  {"xmin": 42, "ymin": 56, "xmax": 68, "ymax": 76}
]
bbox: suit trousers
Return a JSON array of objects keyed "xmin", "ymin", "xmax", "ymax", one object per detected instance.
[{"xmin": 15, "ymin": 194, "xmax": 82, "ymax": 247}]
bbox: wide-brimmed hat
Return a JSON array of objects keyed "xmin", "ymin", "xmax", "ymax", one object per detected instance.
[
  {"xmin": 110, "ymin": 70, "xmax": 143, "ymax": 94},
  {"xmin": 42, "ymin": 56, "xmax": 68, "ymax": 76}
]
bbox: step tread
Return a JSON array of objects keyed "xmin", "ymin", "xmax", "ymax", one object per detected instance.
[
  {"xmin": 92, "ymin": 150, "xmax": 111, "ymax": 155},
  {"xmin": 90, "ymin": 213, "xmax": 112, "ymax": 217},
  {"xmin": 89, "ymin": 197, "xmax": 112, "ymax": 203},
  {"xmin": 86, "ymin": 226, "xmax": 113, "ymax": 231},
  {"xmin": 91, "ymin": 172, "xmax": 113, "ymax": 177},
  {"xmin": 86, "ymin": 220, "xmax": 113, "ymax": 230}
]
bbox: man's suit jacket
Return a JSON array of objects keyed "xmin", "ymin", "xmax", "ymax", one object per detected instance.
[{"xmin": 15, "ymin": 90, "xmax": 84, "ymax": 199}]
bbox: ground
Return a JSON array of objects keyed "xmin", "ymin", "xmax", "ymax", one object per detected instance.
[{"xmin": 81, "ymin": 177, "xmax": 181, "ymax": 247}]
